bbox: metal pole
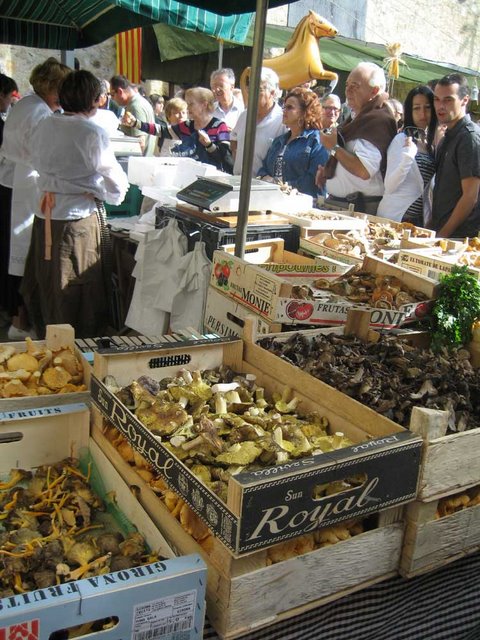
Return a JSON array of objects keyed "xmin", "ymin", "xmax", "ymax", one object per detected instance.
[
  {"xmin": 60, "ymin": 50, "xmax": 75, "ymax": 68},
  {"xmin": 234, "ymin": 0, "xmax": 269, "ymax": 258},
  {"xmin": 218, "ymin": 39, "xmax": 224, "ymax": 68}
]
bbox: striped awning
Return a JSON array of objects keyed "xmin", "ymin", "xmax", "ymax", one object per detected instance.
[{"xmin": 0, "ymin": 0, "xmax": 254, "ymax": 50}]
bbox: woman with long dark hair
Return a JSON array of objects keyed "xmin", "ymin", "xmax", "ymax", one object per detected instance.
[{"xmin": 378, "ymin": 85, "xmax": 437, "ymax": 224}]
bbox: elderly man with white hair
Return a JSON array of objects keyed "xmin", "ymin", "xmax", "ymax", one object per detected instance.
[
  {"xmin": 231, "ymin": 67, "xmax": 286, "ymax": 177},
  {"xmin": 317, "ymin": 62, "xmax": 397, "ymax": 214}
]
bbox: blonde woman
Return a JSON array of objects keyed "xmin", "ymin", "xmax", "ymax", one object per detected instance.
[
  {"xmin": 124, "ymin": 87, "xmax": 232, "ymax": 172},
  {"xmin": 1, "ymin": 57, "xmax": 71, "ymax": 338},
  {"xmin": 157, "ymin": 97, "xmax": 187, "ymax": 156}
]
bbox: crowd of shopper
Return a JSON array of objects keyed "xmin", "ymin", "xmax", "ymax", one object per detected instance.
[{"xmin": 0, "ymin": 56, "xmax": 479, "ymax": 340}]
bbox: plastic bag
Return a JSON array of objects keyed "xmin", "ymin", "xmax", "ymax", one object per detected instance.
[
  {"xmin": 141, "ymin": 219, "xmax": 188, "ymax": 311},
  {"xmin": 170, "ymin": 242, "xmax": 211, "ymax": 332}
]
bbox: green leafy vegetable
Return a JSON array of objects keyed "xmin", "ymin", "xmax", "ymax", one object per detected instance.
[{"xmin": 430, "ymin": 265, "xmax": 480, "ymax": 352}]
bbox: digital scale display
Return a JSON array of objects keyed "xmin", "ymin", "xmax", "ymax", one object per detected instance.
[{"xmin": 176, "ymin": 177, "xmax": 233, "ymax": 210}]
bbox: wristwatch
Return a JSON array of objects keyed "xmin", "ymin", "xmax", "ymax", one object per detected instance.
[{"xmin": 330, "ymin": 144, "xmax": 340, "ymax": 157}]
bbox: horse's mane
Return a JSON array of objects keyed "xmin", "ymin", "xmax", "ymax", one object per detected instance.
[{"xmin": 284, "ymin": 14, "xmax": 309, "ymax": 53}]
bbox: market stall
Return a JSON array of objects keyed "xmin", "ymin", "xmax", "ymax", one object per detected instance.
[{"xmin": 2, "ymin": 4, "xmax": 480, "ymax": 640}]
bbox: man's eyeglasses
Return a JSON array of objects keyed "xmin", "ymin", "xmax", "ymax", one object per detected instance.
[{"xmin": 323, "ymin": 106, "xmax": 340, "ymax": 112}]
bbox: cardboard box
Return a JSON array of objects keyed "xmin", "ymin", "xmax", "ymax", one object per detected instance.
[
  {"xmin": 0, "ymin": 324, "xmax": 90, "ymax": 412},
  {"xmin": 0, "ymin": 403, "xmax": 206, "ymax": 639},
  {"xmin": 211, "ymin": 252, "xmax": 437, "ymax": 328},
  {"xmin": 398, "ymin": 248, "xmax": 480, "ymax": 281},
  {"xmin": 219, "ymin": 238, "xmax": 348, "ymax": 281},
  {"xmin": 90, "ymin": 337, "xmax": 422, "ymax": 555},
  {"xmin": 204, "ymin": 286, "xmax": 282, "ymax": 337},
  {"xmin": 95, "ymin": 425, "xmax": 404, "ymax": 640}
]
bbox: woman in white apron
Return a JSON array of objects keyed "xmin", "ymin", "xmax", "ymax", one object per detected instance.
[
  {"xmin": 23, "ymin": 70, "xmax": 128, "ymax": 339},
  {"xmin": 1, "ymin": 57, "xmax": 70, "ymax": 338}
]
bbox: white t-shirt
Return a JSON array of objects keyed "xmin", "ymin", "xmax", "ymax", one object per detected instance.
[
  {"xmin": 2, "ymin": 94, "xmax": 53, "ymax": 275},
  {"xmin": 326, "ymin": 138, "xmax": 384, "ymax": 198},
  {"xmin": 32, "ymin": 113, "xmax": 129, "ymax": 220},
  {"xmin": 377, "ymin": 132, "xmax": 423, "ymax": 221},
  {"xmin": 231, "ymin": 103, "xmax": 287, "ymax": 177},
  {"xmin": 90, "ymin": 108, "xmax": 121, "ymax": 137},
  {"xmin": 212, "ymin": 96, "xmax": 244, "ymax": 130}
]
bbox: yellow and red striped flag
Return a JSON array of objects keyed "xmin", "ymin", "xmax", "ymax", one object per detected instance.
[{"xmin": 116, "ymin": 28, "xmax": 142, "ymax": 84}]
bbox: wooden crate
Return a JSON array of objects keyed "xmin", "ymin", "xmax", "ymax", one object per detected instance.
[
  {"xmin": 94, "ymin": 425, "xmax": 404, "ymax": 640},
  {"xmin": 0, "ymin": 324, "xmax": 90, "ymax": 411},
  {"xmin": 349, "ymin": 212, "xmax": 436, "ymax": 239},
  {"xmin": 409, "ymin": 406, "xmax": 480, "ymax": 500},
  {"xmin": 90, "ymin": 335, "xmax": 422, "ymax": 555},
  {"xmin": 400, "ymin": 487, "xmax": 480, "ymax": 578},
  {"xmin": 278, "ymin": 208, "xmax": 367, "ymax": 232},
  {"xmin": 251, "ymin": 324, "xmax": 480, "ymax": 503},
  {"xmin": 0, "ymin": 403, "xmax": 206, "ymax": 639},
  {"xmin": 299, "ymin": 234, "xmax": 364, "ymax": 266}
]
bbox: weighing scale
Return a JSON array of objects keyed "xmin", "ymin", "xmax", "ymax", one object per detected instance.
[
  {"xmin": 175, "ymin": 175, "xmax": 312, "ymax": 214},
  {"xmin": 110, "ymin": 135, "xmax": 143, "ymax": 157}
]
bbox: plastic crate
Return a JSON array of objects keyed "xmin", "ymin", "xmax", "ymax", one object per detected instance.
[
  {"xmin": 105, "ymin": 183, "xmax": 142, "ymax": 218},
  {"xmin": 156, "ymin": 205, "xmax": 300, "ymax": 258}
]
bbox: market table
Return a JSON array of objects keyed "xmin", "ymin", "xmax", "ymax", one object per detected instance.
[{"xmin": 203, "ymin": 549, "xmax": 480, "ymax": 639}]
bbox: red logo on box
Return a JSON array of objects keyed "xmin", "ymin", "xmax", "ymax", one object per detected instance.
[
  {"xmin": 0, "ymin": 620, "xmax": 40, "ymax": 640},
  {"xmin": 286, "ymin": 300, "xmax": 314, "ymax": 321}
]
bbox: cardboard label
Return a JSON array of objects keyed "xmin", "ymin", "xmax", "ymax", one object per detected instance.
[
  {"xmin": 276, "ymin": 297, "xmax": 433, "ymax": 328},
  {"xmin": 132, "ymin": 589, "xmax": 196, "ymax": 639},
  {"xmin": 234, "ymin": 433, "xmax": 422, "ymax": 552},
  {"xmin": 204, "ymin": 287, "xmax": 279, "ymax": 338},
  {"xmin": 0, "ymin": 620, "xmax": 39, "ymax": 640},
  {"xmin": 0, "ymin": 403, "xmax": 87, "ymax": 423},
  {"xmin": 398, "ymin": 251, "xmax": 480, "ymax": 281}
]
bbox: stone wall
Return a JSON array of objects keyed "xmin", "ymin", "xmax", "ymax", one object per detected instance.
[
  {"xmin": 366, "ymin": 0, "xmax": 480, "ymax": 71},
  {"xmin": 0, "ymin": 38, "xmax": 116, "ymax": 95}
]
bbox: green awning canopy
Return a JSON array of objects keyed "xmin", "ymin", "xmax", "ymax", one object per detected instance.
[
  {"xmin": 260, "ymin": 24, "xmax": 480, "ymax": 84},
  {"xmin": 0, "ymin": 0, "xmax": 254, "ymax": 49},
  {"xmin": 151, "ymin": 19, "xmax": 480, "ymax": 82}
]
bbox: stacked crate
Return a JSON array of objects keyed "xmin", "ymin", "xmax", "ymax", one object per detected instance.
[
  {"xmin": 400, "ymin": 405, "xmax": 480, "ymax": 577},
  {"xmin": 89, "ymin": 335, "xmax": 423, "ymax": 638},
  {"xmin": 0, "ymin": 325, "xmax": 207, "ymax": 639},
  {"xmin": 209, "ymin": 248, "xmax": 437, "ymax": 331},
  {"xmin": 0, "ymin": 403, "xmax": 206, "ymax": 638}
]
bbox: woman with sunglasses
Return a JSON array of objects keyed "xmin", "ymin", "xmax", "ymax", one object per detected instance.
[
  {"xmin": 257, "ymin": 87, "xmax": 329, "ymax": 200},
  {"xmin": 378, "ymin": 85, "xmax": 437, "ymax": 224}
]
